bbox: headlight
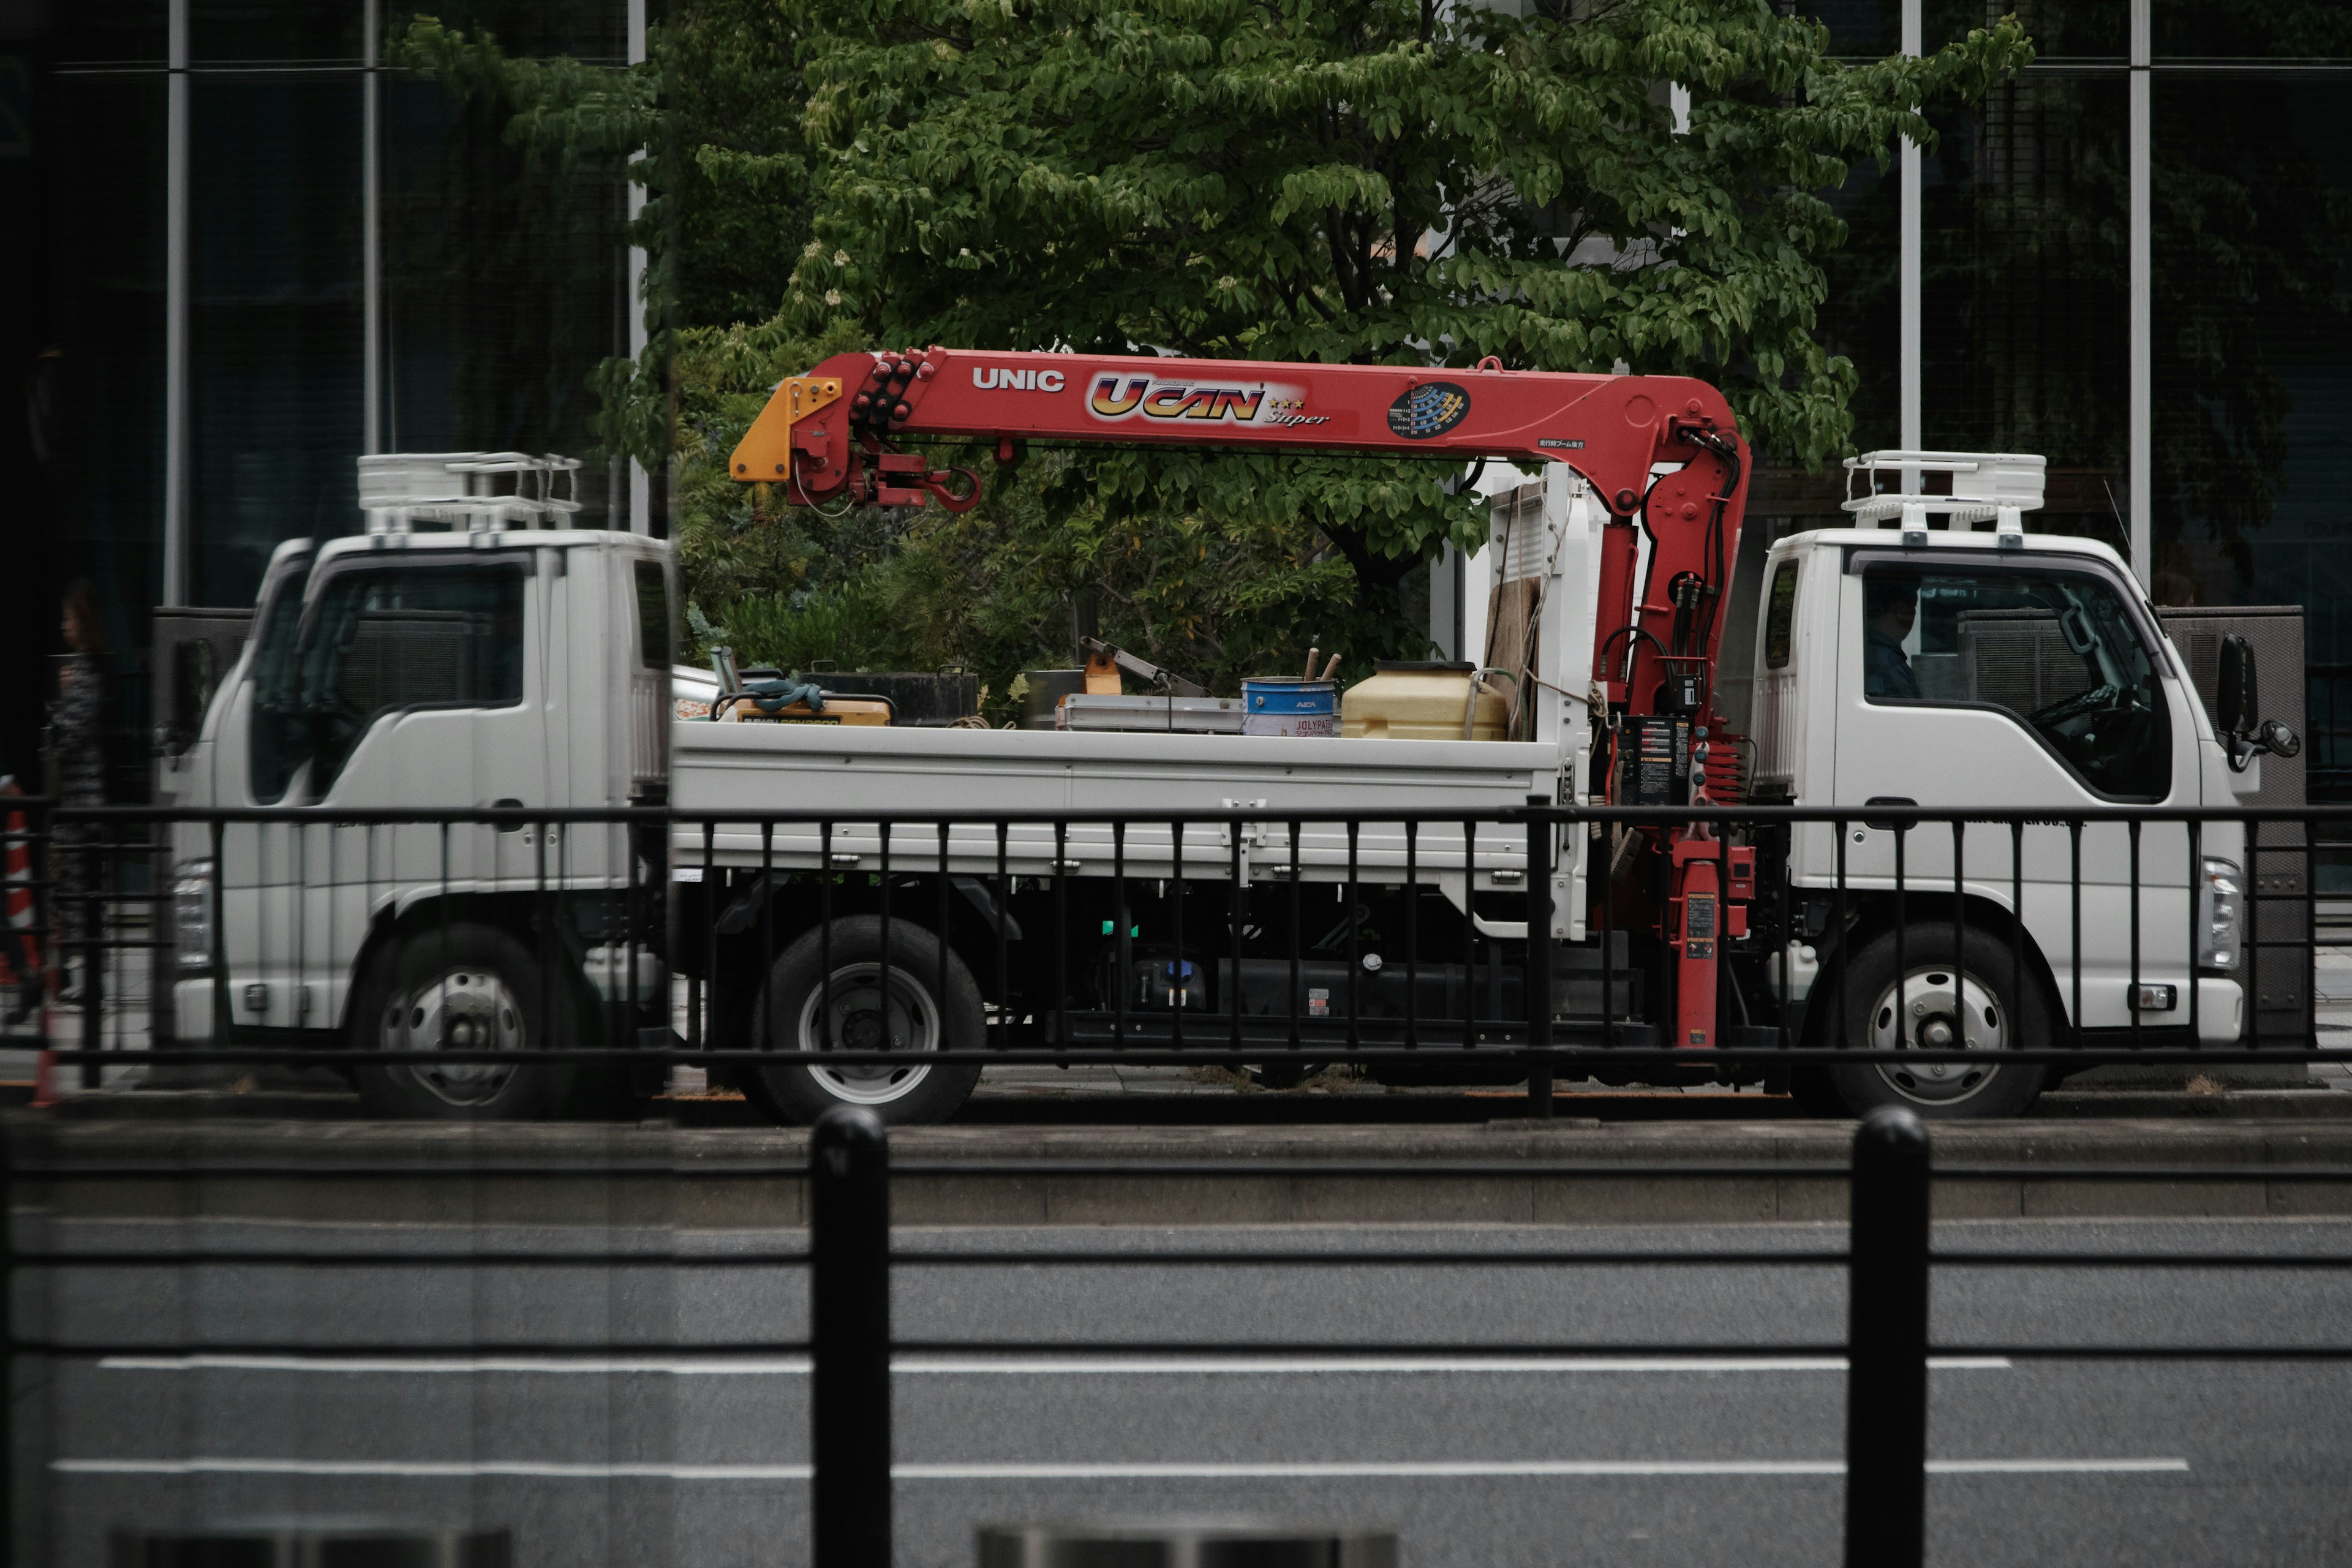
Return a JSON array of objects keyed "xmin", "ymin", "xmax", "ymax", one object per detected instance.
[
  {"xmin": 173, "ymin": 859, "xmax": 216, "ymax": 971},
  {"xmin": 2197, "ymin": 857, "xmax": 2241, "ymax": 974}
]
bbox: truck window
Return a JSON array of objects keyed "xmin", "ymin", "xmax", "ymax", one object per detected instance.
[
  {"xmin": 1763, "ymin": 562, "xmax": 1797, "ymax": 669},
  {"xmin": 247, "ymin": 557, "xmax": 317, "ymax": 805},
  {"xmin": 1860, "ymin": 561, "xmax": 2171, "ymax": 800},
  {"xmin": 635, "ymin": 560, "xmax": 671, "ymax": 670},
  {"xmin": 275, "ymin": 562, "xmax": 526, "ymax": 799}
]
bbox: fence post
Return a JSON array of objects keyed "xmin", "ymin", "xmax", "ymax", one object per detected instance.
[
  {"xmin": 1525, "ymin": 796, "xmax": 1553, "ymax": 1120},
  {"xmin": 810, "ymin": 1105, "xmax": 891, "ymax": 1568},
  {"xmin": 1844, "ymin": 1106, "xmax": 1931, "ymax": 1568}
]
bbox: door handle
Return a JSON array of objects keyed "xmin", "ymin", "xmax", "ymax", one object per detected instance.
[
  {"xmin": 491, "ymin": 797, "xmax": 524, "ymax": 833},
  {"xmin": 1863, "ymin": 796, "xmax": 1916, "ymax": 832}
]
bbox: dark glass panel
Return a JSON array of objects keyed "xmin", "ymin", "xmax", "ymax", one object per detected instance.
[
  {"xmin": 2156, "ymin": 1, "xmax": 2352, "ymax": 61},
  {"xmin": 1920, "ymin": 74, "xmax": 2129, "ymax": 543},
  {"xmin": 188, "ymin": 77, "xmax": 365, "ymax": 607},
  {"xmin": 380, "ymin": 69, "xmax": 625, "ymax": 525},
  {"xmin": 192, "ymin": 1, "xmax": 363, "ymax": 64},
  {"xmin": 40, "ymin": 72, "xmax": 167, "ymax": 755},
  {"xmin": 2151, "ymin": 75, "xmax": 2352, "ymax": 798},
  {"xmin": 45, "ymin": 2, "xmax": 169, "ymax": 67}
]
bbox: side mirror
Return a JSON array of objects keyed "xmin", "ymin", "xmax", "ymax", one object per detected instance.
[
  {"xmin": 2261, "ymin": 717, "xmax": 2302, "ymax": 759},
  {"xmin": 2216, "ymin": 635, "xmax": 2258, "ymax": 737}
]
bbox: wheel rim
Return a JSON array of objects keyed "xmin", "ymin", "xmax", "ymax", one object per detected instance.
[
  {"xmin": 383, "ymin": 967, "xmax": 526, "ymax": 1107},
  {"xmin": 794, "ymin": 962, "xmax": 938, "ymax": 1106},
  {"xmin": 1867, "ymin": 963, "xmax": 2008, "ymax": 1107}
]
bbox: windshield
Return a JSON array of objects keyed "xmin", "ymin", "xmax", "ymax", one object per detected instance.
[{"xmin": 1861, "ymin": 561, "xmax": 2171, "ymax": 800}]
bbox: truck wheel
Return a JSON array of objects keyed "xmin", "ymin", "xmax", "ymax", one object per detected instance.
[
  {"xmin": 1826, "ymin": 924, "xmax": 2048, "ymax": 1120},
  {"xmin": 745, "ymin": 916, "xmax": 983, "ymax": 1126},
  {"xmin": 352, "ymin": 922, "xmax": 570, "ymax": 1121}
]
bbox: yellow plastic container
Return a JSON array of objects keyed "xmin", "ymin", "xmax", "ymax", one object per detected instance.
[{"xmin": 1341, "ymin": 662, "xmax": 1512, "ymax": 741}]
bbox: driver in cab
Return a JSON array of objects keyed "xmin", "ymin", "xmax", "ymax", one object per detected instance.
[{"xmin": 1864, "ymin": 573, "xmax": 1921, "ymax": 699}]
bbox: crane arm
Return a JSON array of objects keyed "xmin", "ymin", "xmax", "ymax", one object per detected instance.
[
  {"xmin": 728, "ymin": 345, "xmax": 1751, "ymax": 719},
  {"xmin": 728, "ymin": 344, "xmax": 1757, "ymax": 1053}
]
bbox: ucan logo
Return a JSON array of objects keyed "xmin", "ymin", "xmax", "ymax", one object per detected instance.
[
  {"xmin": 1089, "ymin": 375, "xmax": 1329, "ymax": 428},
  {"xmin": 974, "ymin": 366, "xmax": 1066, "ymax": 392},
  {"xmin": 1387, "ymin": 381, "xmax": 1470, "ymax": 439}
]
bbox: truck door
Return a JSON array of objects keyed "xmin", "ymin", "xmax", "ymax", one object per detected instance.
[
  {"xmin": 234, "ymin": 554, "xmax": 540, "ymax": 1034},
  {"xmin": 1831, "ymin": 552, "xmax": 2201, "ymax": 1039}
]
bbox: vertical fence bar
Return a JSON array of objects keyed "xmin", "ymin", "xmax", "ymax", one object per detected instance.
[
  {"xmin": 1286, "ymin": 818, "xmax": 1302, "ymax": 1055},
  {"xmin": 2128, "ymin": 821, "xmax": 2143, "ymax": 1050},
  {"xmin": 1054, "ymin": 821, "xmax": 1069, "ymax": 1047},
  {"xmin": 1771, "ymin": 815, "xmax": 1787, "ymax": 1052},
  {"xmin": 1891, "ymin": 822, "xmax": 1908, "ymax": 1050},
  {"xmin": 208, "ymin": 818, "xmax": 228, "ymax": 1047},
  {"xmin": 1951, "ymin": 820, "xmax": 1966, "ymax": 1003},
  {"xmin": 535, "ymin": 812, "xmax": 550, "ymax": 1068},
  {"xmin": 439, "ymin": 821, "xmax": 452, "ymax": 1071},
  {"xmin": 0, "ymin": 1117, "xmax": 12, "ymax": 1568},
  {"xmin": 1823, "ymin": 819, "xmax": 1845, "ymax": 1054},
  {"xmin": 936, "ymin": 821, "xmax": 952, "ymax": 1052},
  {"xmin": 1461, "ymin": 819, "xmax": 1477, "ymax": 1049},
  {"xmin": 1170, "ymin": 822, "xmax": 1186, "ymax": 1050},
  {"xmin": 2010, "ymin": 821, "xmax": 2024, "ymax": 1049},
  {"xmin": 1112, "ymin": 821, "xmax": 1128, "ymax": 1049},
  {"xmin": 1525, "ymin": 798, "xmax": 1553, "ymax": 1118},
  {"xmin": 627, "ymin": 808, "xmax": 643, "ymax": 1050},
  {"xmin": 2295, "ymin": 823, "xmax": 2314, "ymax": 1053},
  {"xmin": 813, "ymin": 823, "xmax": 826, "ymax": 1053},
  {"xmin": 878, "ymin": 823, "xmax": 892, "ymax": 1049},
  {"xmin": 1345, "ymin": 821, "xmax": 1360, "ymax": 1050},
  {"xmin": 1601, "ymin": 817, "xmax": 1618, "ymax": 1049},
  {"xmin": 994, "ymin": 824, "xmax": 1009, "ymax": 1050},
  {"xmin": 78, "ymin": 827, "xmax": 100, "ymax": 1087},
  {"xmin": 1404, "ymin": 822, "xmax": 1420, "ymax": 1049},
  {"xmin": 809, "ymin": 1105, "xmax": 891, "ymax": 1568},
  {"xmin": 1227, "ymin": 826, "xmax": 1243, "ymax": 1052},
  {"xmin": 2185, "ymin": 819, "xmax": 2200, "ymax": 1046},
  {"xmin": 695, "ymin": 821, "xmax": 715, "ymax": 1054},
  {"xmin": 2069, "ymin": 822, "xmax": 2083, "ymax": 1045},
  {"xmin": 1843, "ymin": 1104, "xmax": 1931, "ymax": 1568}
]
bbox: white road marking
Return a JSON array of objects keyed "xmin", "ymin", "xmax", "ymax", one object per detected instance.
[
  {"xmin": 96, "ymin": 1353, "xmax": 2011, "ymax": 1376},
  {"xmin": 50, "ymin": 1456, "xmax": 2187, "ymax": 1480}
]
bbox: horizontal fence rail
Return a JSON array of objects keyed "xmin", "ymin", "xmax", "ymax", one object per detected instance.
[
  {"xmin": 7, "ymin": 1107, "xmax": 2350, "ymax": 1568},
  {"xmin": 0, "ymin": 800, "xmax": 2332, "ymax": 1120}
]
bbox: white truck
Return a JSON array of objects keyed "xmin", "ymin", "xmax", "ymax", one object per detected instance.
[{"xmin": 156, "ymin": 427, "xmax": 2291, "ymax": 1123}]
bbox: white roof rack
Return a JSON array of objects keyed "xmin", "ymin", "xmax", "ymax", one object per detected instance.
[
  {"xmin": 1841, "ymin": 450, "xmax": 2045, "ymax": 549},
  {"xmin": 359, "ymin": 452, "xmax": 584, "ymax": 534}
]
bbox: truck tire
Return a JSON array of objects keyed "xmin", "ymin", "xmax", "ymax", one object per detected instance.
[
  {"xmin": 745, "ymin": 916, "xmax": 984, "ymax": 1126},
  {"xmin": 351, "ymin": 922, "xmax": 571, "ymax": 1121},
  {"xmin": 1825, "ymin": 924, "xmax": 2048, "ymax": 1120}
]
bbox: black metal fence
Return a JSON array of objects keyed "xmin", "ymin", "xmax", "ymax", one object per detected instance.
[
  {"xmin": 9, "ymin": 1106, "xmax": 2351, "ymax": 1566},
  {"xmin": 0, "ymin": 799, "xmax": 2329, "ymax": 1112}
]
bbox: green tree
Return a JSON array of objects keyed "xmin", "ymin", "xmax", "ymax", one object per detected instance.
[{"xmin": 788, "ymin": 0, "xmax": 2032, "ymax": 592}]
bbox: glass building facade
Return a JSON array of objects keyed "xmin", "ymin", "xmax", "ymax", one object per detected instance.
[
  {"xmin": 5, "ymin": 0, "xmax": 2351, "ymax": 804},
  {"xmin": 1, "ymin": 1, "xmax": 636, "ymax": 787},
  {"xmin": 1795, "ymin": 0, "xmax": 2352, "ymax": 807}
]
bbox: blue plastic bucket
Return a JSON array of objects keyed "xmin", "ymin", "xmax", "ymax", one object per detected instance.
[{"xmin": 1241, "ymin": 678, "xmax": 1338, "ymax": 737}]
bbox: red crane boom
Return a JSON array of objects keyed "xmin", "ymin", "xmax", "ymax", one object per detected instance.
[{"xmin": 729, "ymin": 344, "xmax": 1755, "ymax": 1050}]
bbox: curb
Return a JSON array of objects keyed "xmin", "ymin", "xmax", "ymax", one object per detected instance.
[{"xmin": 10, "ymin": 1114, "xmax": 2352, "ymax": 1227}]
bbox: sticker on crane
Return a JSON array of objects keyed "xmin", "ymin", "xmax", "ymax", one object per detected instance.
[
  {"xmin": 1387, "ymin": 382, "xmax": 1470, "ymax": 439},
  {"xmin": 1088, "ymin": 374, "xmax": 1329, "ymax": 428}
]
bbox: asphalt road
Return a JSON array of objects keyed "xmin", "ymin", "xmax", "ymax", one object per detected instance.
[{"xmin": 21, "ymin": 1218, "xmax": 2352, "ymax": 1567}]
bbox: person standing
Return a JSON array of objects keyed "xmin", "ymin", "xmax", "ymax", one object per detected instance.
[{"xmin": 51, "ymin": 580, "xmax": 106, "ymax": 1006}]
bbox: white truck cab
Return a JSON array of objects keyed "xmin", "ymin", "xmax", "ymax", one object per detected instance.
[
  {"xmin": 1736, "ymin": 452, "xmax": 2261, "ymax": 1114},
  {"xmin": 162, "ymin": 454, "xmax": 677, "ymax": 1117}
]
